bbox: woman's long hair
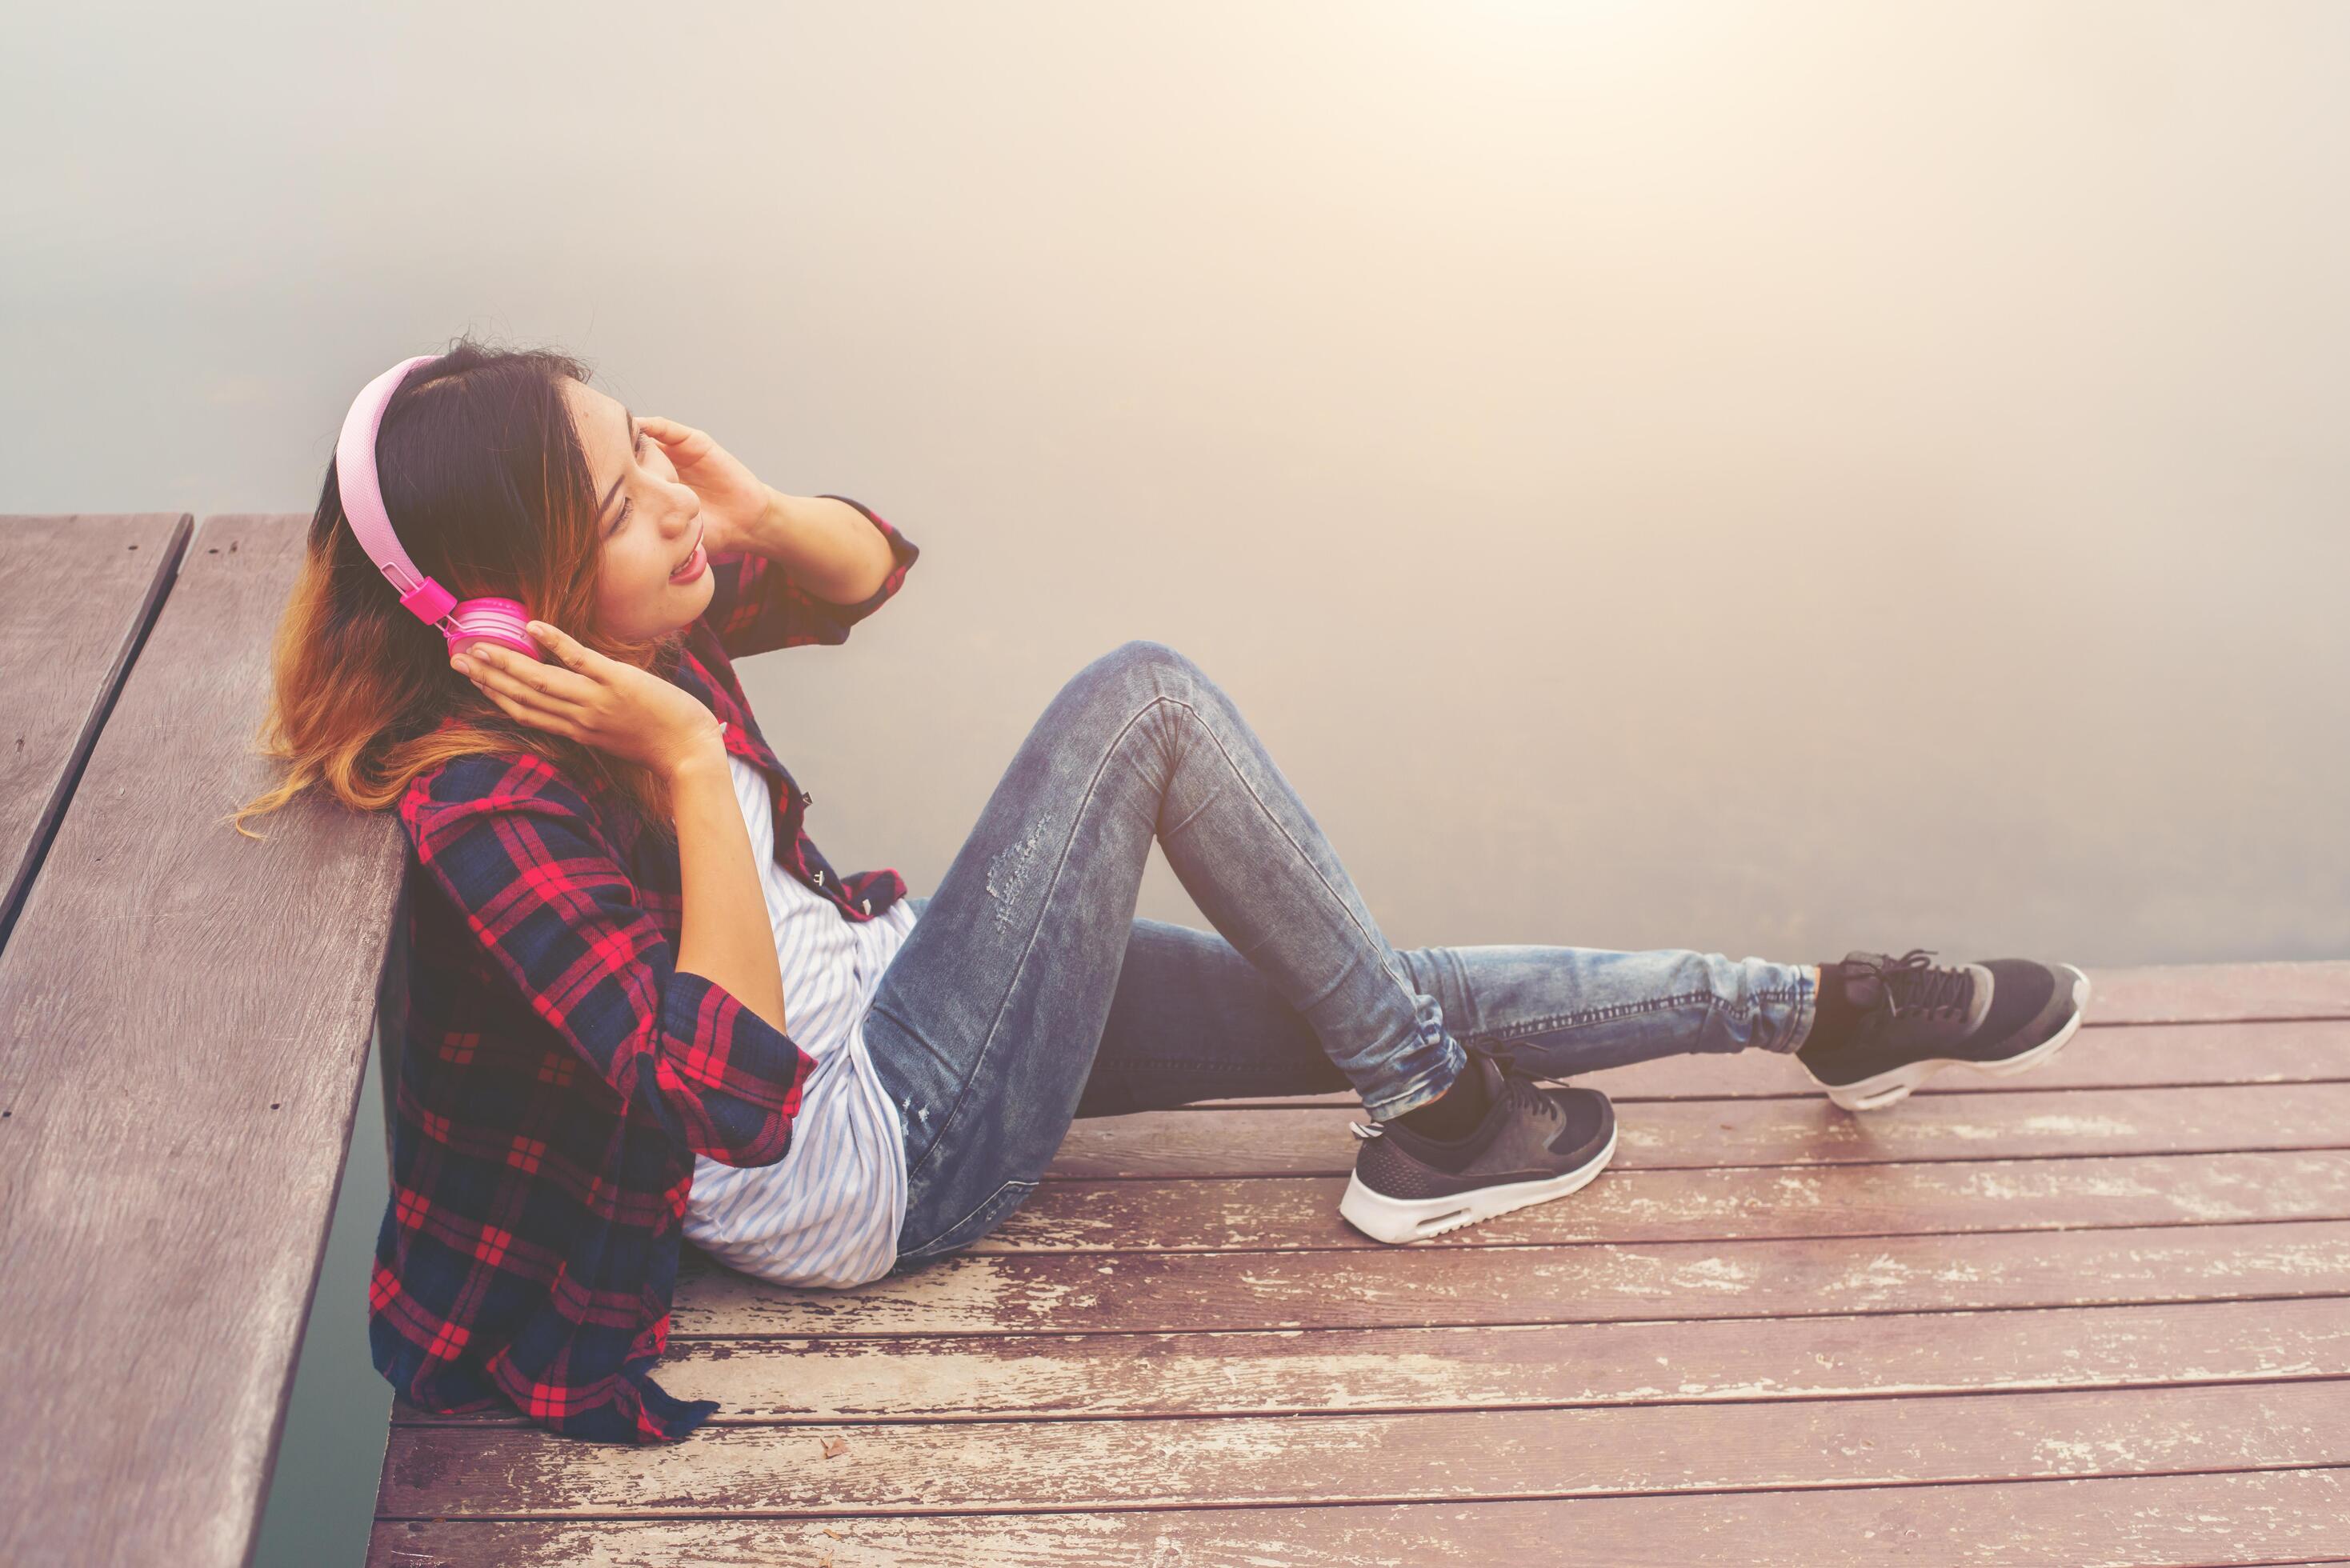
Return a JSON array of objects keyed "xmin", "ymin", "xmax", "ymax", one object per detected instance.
[{"xmin": 230, "ymin": 334, "xmax": 683, "ymax": 844}]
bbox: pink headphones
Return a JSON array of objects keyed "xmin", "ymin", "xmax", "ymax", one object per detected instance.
[{"xmin": 335, "ymin": 353, "xmax": 545, "ymax": 661}]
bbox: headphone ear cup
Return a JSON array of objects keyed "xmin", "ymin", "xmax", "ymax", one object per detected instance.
[{"xmin": 446, "ymin": 597, "xmax": 542, "ymax": 662}]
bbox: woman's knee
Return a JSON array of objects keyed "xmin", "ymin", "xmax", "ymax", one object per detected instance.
[
  {"xmin": 1098, "ymin": 638, "xmax": 1200, "ymax": 685},
  {"xmin": 1059, "ymin": 638, "xmax": 1208, "ymax": 716}
]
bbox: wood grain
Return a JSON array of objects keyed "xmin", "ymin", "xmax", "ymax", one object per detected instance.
[
  {"xmin": 0, "ymin": 514, "xmax": 406, "ymax": 1568},
  {"xmin": 0, "ymin": 514, "xmax": 190, "ymax": 952},
  {"xmin": 368, "ymin": 1466, "xmax": 2350, "ymax": 1566},
  {"xmin": 1043, "ymin": 1082, "xmax": 2350, "ymax": 1178},
  {"xmin": 363, "ymin": 939, "xmax": 2350, "ymax": 1561},
  {"xmin": 2072, "ymin": 959, "xmax": 2350, "ymax": 1023},
  {"xmin": 380, "ymin": 1378, "xmax": 2350, "ymax": 1516},
  {"xmin": 926, "ymin": 1149, "xmax": 2350, "ymax": 1253},
  {"xmin": 396, "ymin": 1294, "xmax": 2350, "ymax": 1428},
  {"xmin": 665, "ymin": 1219, "xmax": 2350, "ymax": 1338}
]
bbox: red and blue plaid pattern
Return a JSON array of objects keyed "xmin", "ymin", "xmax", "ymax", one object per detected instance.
[{"xmin": 370, "ymin": 498, "xmax": 920, "ymax": 1443}]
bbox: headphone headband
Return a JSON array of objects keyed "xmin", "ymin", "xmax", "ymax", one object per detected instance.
[{"xmin": 334, "ymin": 353, "xmax": 538, "ymax": 660}]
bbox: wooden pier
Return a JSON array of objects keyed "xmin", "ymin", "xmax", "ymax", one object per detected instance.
[
  {"xmin": 373, "ymin": 959, "xmax": 2350, "ymax": 1566},
  {"xmin": 3, "ymin": 513, "xmax": 2345, "ymax": 1566},
  {"xmin": 0, "ymin": 514, "xmax": 401, "ymax": 1568}
]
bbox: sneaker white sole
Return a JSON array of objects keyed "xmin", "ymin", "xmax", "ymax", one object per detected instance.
[
  {"xmin": 1338, "ymin": 1124, "xmax": 1619, "ymax": 1245},
  {"xmin": 1818, "ymin": 963, "xmax": 2092, "ymax": 1113}
]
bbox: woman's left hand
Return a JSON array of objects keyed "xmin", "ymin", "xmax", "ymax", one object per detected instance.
[{"xmin": 639, "ymin": 415, "xmax": 767, "ymax": 558}]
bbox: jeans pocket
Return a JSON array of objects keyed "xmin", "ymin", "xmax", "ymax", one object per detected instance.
[{"xmin": 901, "ymin": 1177, "xmax": 1039, "ymax": 1262}]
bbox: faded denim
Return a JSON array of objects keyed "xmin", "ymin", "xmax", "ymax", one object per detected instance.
[{"xmin": 862, "ymin": 640, "xmax": 1818, "ymax": 1270}]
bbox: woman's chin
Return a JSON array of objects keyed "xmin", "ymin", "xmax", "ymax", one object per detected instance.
[
  {"xmin": 667, "ymin": 569, "xmax": 715, "ymax": 612},
  {"xmin": 614, "ymin": 581, "xmax": 712, "ymax": 644}
]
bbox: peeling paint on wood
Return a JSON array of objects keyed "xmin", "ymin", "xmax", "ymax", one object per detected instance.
[
  {"xmin": 369, "ymin": 972, "xmax": 2350, "ymax": 1565},
  {"xmin": 369, "ymin": 1466, "xmax": 2350, "ymax": 1566},
  {"xmin": 1042, "ymin": 1083, "xmax": 2350, "ymax": 1179},
  {"xmin": 380, "ymin": 1380, "xmax": 2350, "ymax": 1517},
  {"xmin": 656, "ymin": 1222, "xmax": 2350, "ymax": 1338}
]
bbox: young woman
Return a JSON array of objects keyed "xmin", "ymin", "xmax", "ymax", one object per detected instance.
[{"xmin": 238, "ymin": 338, "xmax": 2090, "ymax": 1446}]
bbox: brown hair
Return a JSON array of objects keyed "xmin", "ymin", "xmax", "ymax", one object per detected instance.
[{"xmin": 230, "ymin": 333, "xmax": 682, "ymax": 845}]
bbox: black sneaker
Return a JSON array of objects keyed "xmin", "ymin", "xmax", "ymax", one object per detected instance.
[
  {"xmin": 1338, "ymin": 1045, "xmax": 1617, "ymax": 1244},
  {"xmin": 1798, "ymin": 948, "xmax": 2092, "ymax": 1112}
]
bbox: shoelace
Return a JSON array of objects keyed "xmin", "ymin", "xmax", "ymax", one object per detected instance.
[
  {"xmin": 1855, "ymin": 947, "xmax": 1975, "ymax": 1023},
  {"xmin": 1350, "ymin": 1052, "xmax": 1558, "ymax": 1140}
]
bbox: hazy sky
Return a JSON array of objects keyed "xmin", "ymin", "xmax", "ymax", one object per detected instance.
[{"xmin": 6, "ymin": 0, "xmax": 2344, "ymax": 970}]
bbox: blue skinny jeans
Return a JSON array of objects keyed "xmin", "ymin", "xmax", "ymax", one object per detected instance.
[{"xmin": 863, "ymin": 640, "xmax": 1820, "ymax": 1271}]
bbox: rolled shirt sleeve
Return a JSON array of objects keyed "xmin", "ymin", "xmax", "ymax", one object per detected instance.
[
  {"xmin": 402, "ymin": 753, "xmax": 817, "ymax": 1167},
  {"xmin": 695, "ymin": 494, "xmax": 919, "ymax": 661}
]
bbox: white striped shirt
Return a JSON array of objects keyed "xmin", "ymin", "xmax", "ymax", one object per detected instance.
[{"xmin": 680, "ymin": 750, "xmax": 919, "ymax": 1288}]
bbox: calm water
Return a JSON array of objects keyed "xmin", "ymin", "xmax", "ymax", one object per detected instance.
[{"xmin": 9, "ymin": 2, "xmax": 2348, "ymax": 1561}]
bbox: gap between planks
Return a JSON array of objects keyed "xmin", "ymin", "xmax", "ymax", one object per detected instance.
[
  {"xmin": 376, "ymin": 1375, "xmax": 2350, "ymax": 1514},
  {"xmin": 392, "ymin": 1294, "xmax": 2350, "ymax": 1430},
  {"xmin": 659, "ymin": 1218, "xmax": 2350, "ymax": 1338},
  {"xmin": 839, "ymin": 1150, "xmax": 2350, "ymax": 1255},
  {"xmin": 1039, "ymin": 1082, "xmax": 2350, "ymax": 1181},
  {"xmin": 364, "ymin": 1466, "xmax": 2350, "ymax": 1568}
]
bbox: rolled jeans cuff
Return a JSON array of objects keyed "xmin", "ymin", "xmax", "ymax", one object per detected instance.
[
  {"xmin": 1783, "ymin": 963, "xmax": 1822, "ymax": 1055},
  {"xmin": 1360, "ymin": 1027, "xmax": 1469, "ymax": 1122}
]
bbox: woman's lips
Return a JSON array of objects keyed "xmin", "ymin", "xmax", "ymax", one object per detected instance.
[{"xmin": 670, "ymin": 527, "xmax": 707, "ymax": 581}]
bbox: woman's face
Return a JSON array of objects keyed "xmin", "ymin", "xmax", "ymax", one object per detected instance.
[{"xmin": 562, "ymin": 378, "xmax": 714, "ymax": 642}]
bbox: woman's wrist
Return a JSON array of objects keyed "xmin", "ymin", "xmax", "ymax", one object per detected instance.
[
  {"xmin": 666, "ymin": 730, "xmax": 789, "ymax": 1032},
  {"xmin": 662, "ymin": 734, "xmax": 732, "ymax": 797},
  {"xmin": 745, "ymin": 485, "xmax": 797, "ymax": 558},
  {"xmin": 751, "ymin": 490, "xmax": 895, "ymax": 602}
]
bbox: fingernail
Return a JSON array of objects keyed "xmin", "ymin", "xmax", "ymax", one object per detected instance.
[{"xmin": 451, "ymin": 656, "xmax": 470, "ymax": 673}]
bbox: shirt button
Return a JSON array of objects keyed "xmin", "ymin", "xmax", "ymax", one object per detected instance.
[
  {"xmin": 799, "ymin": 790, "xmax": 813, "ymax": 806},
  {"xmin": 860, "ymin": 898, "xmax": 871, "ymax": 914},
  {"xmin": 811, "ymin": 869, "xmax": 823, "ymax": 886}
]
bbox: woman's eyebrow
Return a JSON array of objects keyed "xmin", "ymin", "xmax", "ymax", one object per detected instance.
[{"xmin": 597, "ymin": 407, "xmax": 638, "ymax": 525}]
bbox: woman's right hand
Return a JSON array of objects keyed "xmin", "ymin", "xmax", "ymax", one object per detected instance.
[{"xmin": 453, "ymin": 621, "xmax": 724, "ymax": 783}]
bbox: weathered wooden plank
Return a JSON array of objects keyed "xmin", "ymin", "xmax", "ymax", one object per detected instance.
[
  {"xmin": 978, "ymin": 1150, "xmax": 2350, "ymax": 1251},
  {"xmin": 373, "ymin": 966, "xmax": 2350, "ymax": 1553},
  {"xmin": 1047, "ymin": 1082, "xmax": 2350, "ymax": 1178},
  {"xmin": 1184, "ymin": 1017, "xmax": 2350, "ymax": 1106},
  {"xmin": 378, "ymin": 1378, "xmax": 2350, "ymax": 1517},
  {"xmin": 667, "ymin": 1218, "xmax": 2350, "ymax": 1338},
  {"xmin": 0, "ymin": 513, "xmax": 190, "ymax": 952},
  {"xmin": 0, "ymin": 514, "xmax": 407, "ymax": 1568},
  {"xmin": 369, "ymin": 1465, "xmax": 2350, "ymax": 1566},
  {"xmin": 395, "ymin": 1294, "xmax": 2350, "ymax": 1427},
  {"xmin": 2081, "ymin": 960, "xmax": 2350, "ymax": 1023}
]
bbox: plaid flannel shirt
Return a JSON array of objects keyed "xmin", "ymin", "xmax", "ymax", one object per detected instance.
[{"xmin": 370, "ymin": 495, "xmax": 920, "ymax": 1444}]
